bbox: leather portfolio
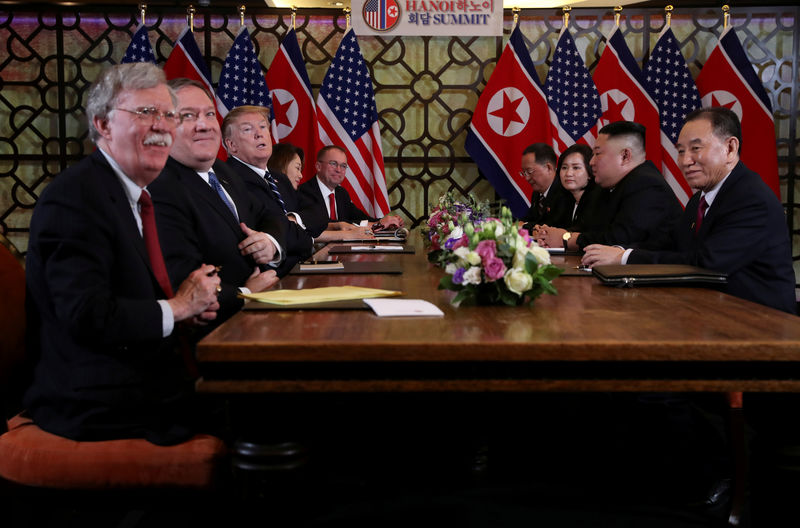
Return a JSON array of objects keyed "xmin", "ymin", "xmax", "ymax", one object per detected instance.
[{"xmin": 592, "ymin": 264, "xmax": 727, "ymax": 287}]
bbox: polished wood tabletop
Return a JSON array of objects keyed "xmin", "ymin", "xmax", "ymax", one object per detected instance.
[{"xmin": 196, "ymin": 232, "xmax": 800, "ymax": 394}]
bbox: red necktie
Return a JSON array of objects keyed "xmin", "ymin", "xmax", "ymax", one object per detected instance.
[
  {"xmin": 695, "ymin": 195, "xmax": 708, "ymax": 234},
  {"xmin": 328, "ymin": 192, "xmax": 337, "ymax": 221},
  {"xmin": 138, "ymin": 190, "xmax": 174, "ymax": 298}
]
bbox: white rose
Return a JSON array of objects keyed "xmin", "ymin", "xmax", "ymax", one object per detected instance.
[
  {"xmin": 462, "ymin": 266, "xmax": 482, "ymax": 285},
  {"xmin": 453, "ymin": 246, "xmax": 470, "ymax": 260},
  {"xmin": 445, "ymin": 263, "xmax": 457, "ymax": 275},
  {"xmin": 512, "ymin": 247, "xmax": 528, "ymax": 269},
  {"xmin": 495, "ymin": 223, "xmax": 504, "ymax": 237},
  {"xmin": 467, "ymin": 251, "xmax": 481, "ymax": 266},
  {"xmin": 447, "ymin": 226, "xmax": 463, "ymax": 243},
  {"xmin": 504, "ymin": 268, "xmax": 533, "ymax": 295},
  {"xmin": 531, "ymin": 245, "xmax": 551, "ymax": 265}
]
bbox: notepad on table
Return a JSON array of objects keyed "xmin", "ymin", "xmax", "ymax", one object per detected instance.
[
  {"xmin": 240, "ymin": 285, "xmax": 402, "ymax": 306},
  {"xmin": 299, "ymin": 260, "xmax": 344, "ymax": 271},
  {"xmin": 363, "ymin": 298, "xmax": 444, "ymax": 317}
]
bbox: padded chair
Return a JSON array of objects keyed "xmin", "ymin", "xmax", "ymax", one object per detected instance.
[{"xmin": 0, "ymin": 233, "xmax": 227, "ymax": 490}]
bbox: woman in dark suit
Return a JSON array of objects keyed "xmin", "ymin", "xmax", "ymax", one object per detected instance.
[{"xmin": 555, "ymin": 144, "xmax": 603, "ymax": 232}]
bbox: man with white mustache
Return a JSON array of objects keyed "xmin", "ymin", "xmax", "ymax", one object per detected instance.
[
  {"xmin": 149, "ymin": 79, "xmax": 286, "ymax": 328},
  {"xmin": 24, "ymin": 63, "xmax": 222, "ymax": 444}
]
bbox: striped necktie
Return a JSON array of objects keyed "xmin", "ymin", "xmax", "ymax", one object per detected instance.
[
  {"xmin": 264, "ymin": 171, "xmax": 287, "ymax": 214},
  {"xmin": 208, "ymin": 171, "xmax": 238, "ymax": 221}
]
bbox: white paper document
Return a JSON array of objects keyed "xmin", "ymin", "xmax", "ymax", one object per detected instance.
[
  {"xmin": 351, "ymin": 245, "xmax": 404, "ymax": 251},
  {"xmin": 364, "ymin": 298, "xmax": 444, "ymax": 317}
]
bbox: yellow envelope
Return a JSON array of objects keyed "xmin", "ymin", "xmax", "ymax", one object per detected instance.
[{"xmin": 239, "ymin": 285, "xmax": 402, "ymax": 305}]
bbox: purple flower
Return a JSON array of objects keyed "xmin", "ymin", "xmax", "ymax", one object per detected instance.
[
  {"xmin": 484, "ymin": 257, "xmax": 506, "ymax": 282},
  {"xmin": 444, "ymin": 237, "xmax": 458, "ymax": 250},
  {"xmin": 451, "ymin": 235, "xmax": 469, "ymax": 250},
  {"xmin": 452, "ymin": 267, "xmax": 466, "ymax": 285},
  {"xmin": 476, "ymin": 240, "xmax": 497, "ymax": 262}
]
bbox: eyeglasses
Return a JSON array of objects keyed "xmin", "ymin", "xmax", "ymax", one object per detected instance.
[
  {"xmin": 326, "ymin": 160, "xmax": 348, "ymax": 171},
  {"xmin": 178, "ymin": 110, "xmax": 218, "ymax": 123},
  {"xmin": 519, "ymin": 167, "xmax": 537, "ymax": 178},
  {"xmin": 116, "ymin": 107, "xmax": 178, "ymax": 126}
]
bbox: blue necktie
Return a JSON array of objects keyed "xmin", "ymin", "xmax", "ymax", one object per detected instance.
[
  {"xmin": 264, "ymin": 171, "xmax": 287, "ymax": 214},
  {"xmin": 208, "ymin": 171, "xmax": 238, "ymax": 221}
]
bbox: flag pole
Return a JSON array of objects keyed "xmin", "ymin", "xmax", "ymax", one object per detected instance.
[
  {"xmin": 344, "ymin": 7, "xmax": 351, "ymax": 30},
  {"xmin": 562, "ymin": 5, "xmax": 570, "ymax": 29},
  {"xmin": 512, "ymin": 6, "xmax": 520, "ymax": 28},
  {"xmin": 614, "ymin": 5, "xmax": 622, "ymax": 27},
  {"xmin": 722, "ymin": 4, "xmax": 730, "ymax": 30},
  {"xmin": 239, "ymin": 5, "xmax": 246, "ymax": 27},
  {"xmin": 291, "ymin": 5, "xmax": 297, "ymax": 30},
  {"xmin": 665, "ymin": 5, "xmax": 673, "ymax": 28},
  {"xmin": 188, "ymin": 5, "xmax": 195, "ymax": 33},
  {"xmin": 139, "ymin": 3, "xmax": 146, "ymax": 26}
]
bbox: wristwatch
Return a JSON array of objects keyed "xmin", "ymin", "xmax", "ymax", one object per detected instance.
[{"xmin": 562, "ymin": 231, "xmax": 572, "ymax": 251}]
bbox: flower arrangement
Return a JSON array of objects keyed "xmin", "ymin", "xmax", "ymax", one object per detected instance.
[
  {"xmin": 434, "ymin": 206, "xmax": 563, "ymax": 306},
  {"xmin": 422, "ymin": 191, "xmax": 490, "ymax": 255}
]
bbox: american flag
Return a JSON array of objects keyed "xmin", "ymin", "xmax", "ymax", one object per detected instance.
[
  {"xmin": 217, "ymin": 27, "xmax": 272, "ymax": 118},
  {"xmin": 121, "ymin": 24, "xmax": 156, "ymax": 64},
  {"xmin": 316, "ymin": 28, "xmax": 389, "ymax": 218},
  {"xmin": 644, "ymin": 26, "xmax": 700, "ymax": 205},
  {"xmin": 544, "ymin": 27, "xmax": 602, "ymax": 154}
]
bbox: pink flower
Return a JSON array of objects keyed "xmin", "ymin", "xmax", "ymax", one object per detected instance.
[
  {"xmin": 451, "ymin": 235, "xmax": 469, "ymax": 250},
  {"xmin": 518, "ymin": 228, "xmax": 531, "ymax": 243},
  {"xmin": 476, "ymin": 240, "xmax": 497, "ymax": 262},
  {"xmin": 428, "ymin": 210, "xmax": 443, "ymax": 227},
  {"xmin": 484, "ymin": 257, "xmax": 506, "ymax": 282},
  {"xmin": 431, "ymin": 233, "xmax": 440, "ymax": 250}
]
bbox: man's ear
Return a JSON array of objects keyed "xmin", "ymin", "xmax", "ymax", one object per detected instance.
[
  {"xmin": 620, "ymin": 147, "xmax": 632, "ymax": 164},
  {"xmin": 93, "ymin": 115, "xmax": 111, "ymax": 140},
  {"xmin": 725, "ymin": 136, "xmax": 740, "ymax": 161}
]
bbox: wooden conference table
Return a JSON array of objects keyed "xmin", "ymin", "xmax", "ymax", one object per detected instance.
[{"xmin": 196, "ymin": 232, "xmax": 800, "ymax": 395}]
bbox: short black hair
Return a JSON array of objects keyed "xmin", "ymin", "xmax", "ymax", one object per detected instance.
[
  {"xmin": 521, "ymin": 142, "xmax": 557, "ymax": 167},
  {"xmin": 598, "ymin": 121, "xmax": 646, "ymax": 152},
  {"xmin": 684, "ymin": 107, "xmax": 742, "ymax": 153}
]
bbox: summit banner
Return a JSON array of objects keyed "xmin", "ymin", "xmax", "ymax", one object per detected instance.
[{"xmin": 351, "ymin": 0, "xmax": 503, "ymax": 36}]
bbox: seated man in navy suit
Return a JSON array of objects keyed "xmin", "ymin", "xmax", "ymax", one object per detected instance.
[
  {"xmin": 24, "ymin": 63, "xmax": 221, "ymax": 445},
  {"xmin": 582, "ymin": 107, "xmax": 795, "ymax": 314},
  {"xmin": 221, "ymin": 105, "xmax": 313, "ymax": 276},
  {"xmin": 297, "ymin": 145, "xmax": 403, "ymax": 234},
  {"xmin": 149, "ymin": 79, "xmax": 285, "ymax": 327}
]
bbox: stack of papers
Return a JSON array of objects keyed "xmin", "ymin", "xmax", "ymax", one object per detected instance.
[
  {"xmin": 240, "ymin": 285, "xmax": 401, "ymax": 305},
  {"xmin": 350, "ymin": 245, "xmax": 404, "ymax": 251}
]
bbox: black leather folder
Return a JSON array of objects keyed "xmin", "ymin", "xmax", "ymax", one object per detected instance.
[{"xmin": 592, "ymin": 264, "xmax": 727, "ymax": 287}]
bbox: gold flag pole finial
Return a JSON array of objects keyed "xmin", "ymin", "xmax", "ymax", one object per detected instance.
[
  {"xmin": 614, "ymin": 5, "xmax": 622, "ymax": 27},
  {"xmin": 562, "ymin": 6, "xmax": 571, "ymax": 29},
  {"xmin": 722, "ymin": 5, "xmax": 730, "ymax": 30},
  {"xmin": 291, "ymin": 5, "xmax": 297, "ymax": 30},
  {"xmin": 512, "ymin": 6, "xmax": 520, "ymax": 27},
  {"xmin": 187, "ymin": 5, "xmax": 195, "ymax": 33},
  {"xmin": 139, "ymin": 3, "xmax": 146, "ymax": 26},
  {"xmin": 344, "ymin": 6, "xmax": 351, "ymax": 29},
  {"xmin": 239, "ymin": 5, "xmax": 246, "ymax": 27},
  {"xmin": 665, "ymin": 5, "xmax": 673, "ymax": 28}
]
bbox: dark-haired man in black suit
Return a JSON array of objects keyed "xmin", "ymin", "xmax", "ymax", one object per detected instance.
[
  {"xmin": 582, "ymin": 107, "xmax": 795, "ymax": 314},
  {"xmin": 537, "ymin": 121, "xmax": 681, "ymax": 252},
  {"xmin": 149, "ymin": 79, "xmax": 285, "ymax": 327}
]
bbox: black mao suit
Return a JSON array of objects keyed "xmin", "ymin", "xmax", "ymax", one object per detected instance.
[
  {"xmin": 149, "ymin": 157, "xmax": 285, "ymax": 327},
  {"xmin": 226, "ymin": 156, "xmax": 313, "ymax": 276},
  {"xmin": 629, "ymin": 161, "xmax": 796, "ymax": 314},
  {"xmin": 520, "ymin": 177, "xmax": 573, "ymax": 229},
  {"xmin": 576, "ymin": 160, "xmax": 682, "ymax": 250},
  {"xmin": 24, "ymin": 150, "xmax": 196, "ymax": 445}
]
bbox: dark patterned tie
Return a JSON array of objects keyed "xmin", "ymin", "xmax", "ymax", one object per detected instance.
[
  {"xmin": 695, "ymin": 195, "xmax": 708, "ymax": 233},
  {"xmin": 208, "ymin": 171, "xmax": 238, "ymax": 221},
  {"xmin": 264, "ymin": 171, "xmax": 287, "ymax": 214},
  {"xmin": 138, "ymin": 190, "xmax": 173, "ymax": 298}
]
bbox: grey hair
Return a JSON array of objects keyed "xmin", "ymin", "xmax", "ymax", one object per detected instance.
[{"xmin": 86, "ymin": 63, "xmax": 175, "ymax": 142}]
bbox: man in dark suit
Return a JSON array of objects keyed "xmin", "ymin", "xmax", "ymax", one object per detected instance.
[
  {"xmin": 221, "ymin": 105, "xmax": 313, "ymax": 276},
  {"xmin": 537, "ymin": 121, "xmax": 682, "ymax": 251},
  {"xmin": 24, "ymin": 63, "xmax": 221, "ymax": 445},
  {"xmin": 297, "ymin": 145, "xmax": 403, "ymax": 231},
  {"xmin": 518, "ymin": 142, "xmax": 572, "ymax": 230},
  {"xmin": 582, "ymin": 107, "xmax": 795, "ymax": 314},
  {"xmin": 149, "ymin": 79, "xmax": 285, "ymax": 326}
]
